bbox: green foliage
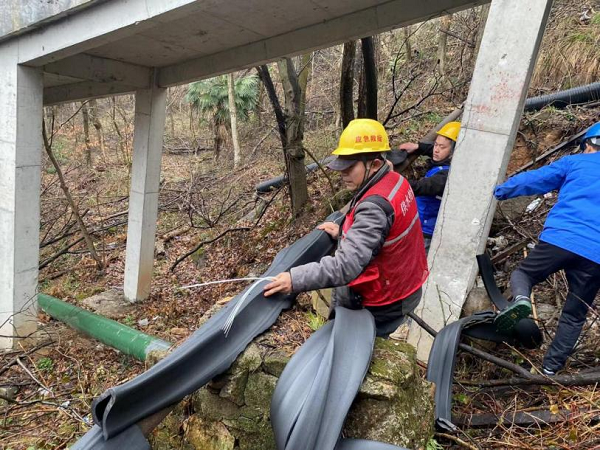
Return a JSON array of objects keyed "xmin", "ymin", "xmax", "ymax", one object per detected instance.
[
  {"xmin": 453, "ymin": 392, "xmax": 471, "ymax": 405},
  {"xmin": 122, "ymin": 315, "xmax": 135, "ymax": 327},
  {"xmin": 567, "ymin": 31, "xmax": 595, "ymax": 44},
  {"xmin": 592, "ymin": 12, "xmax": 600, "ymax": 26},
  {"xmin": 36, "ymin": 357, "xmax": 54, "ymax": 373},
  {"xmin": 426, "ymin": 438, "xmax": 443, "ymax": 450},
  {"xmin": 306, "ymin": 311, "xmax": 326, "ymax": 331},
  {"xmin": 185, "ymin": 75, "xmax": 259, "ymax": 126}
]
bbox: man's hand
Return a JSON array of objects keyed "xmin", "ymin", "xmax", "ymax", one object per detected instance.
[
  {"xmin": 317, "ymin": 221, "xmax": 340, "ymax": 239},
  {"xmin": 263, "ymin": 272, "xmax": 292, "ymax": 297},
  {"xmin": 398, "ymin": 142, "xmax": 419, "ymax": 153}
]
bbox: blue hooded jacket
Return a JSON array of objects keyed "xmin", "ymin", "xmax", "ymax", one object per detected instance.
[{"xmin": 495, "ymin": 153, "xmax": 600, "ymax": 264}]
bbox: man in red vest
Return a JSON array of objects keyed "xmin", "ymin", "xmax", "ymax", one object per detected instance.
[{"xmin": 264, "ymin": 119, "xmax": 429, "ymax": 337}]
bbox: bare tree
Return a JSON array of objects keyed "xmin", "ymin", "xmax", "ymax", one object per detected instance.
[
  {"xmin": 42, "ymin": 120, "xmax": 103, "ymax": 270},
  {"xmin": 81, "ymin": 102, "xmax": 92, "ymax": 167},
  {"xmin": 256, "ymin": 56, "xmax": 311, "ymax": 217},
  {"xmin": 339, "ymin": 41, "xmax": 356, "ymax": 128},
  {"xmin": 361, "ymin": 36, "xmax": 378, "ymax": 120},
  {"xmin": 88, "ymin": 99, "xmax": 106, "ymax": 162},
  {"xmin": 227, "ymin": 72, "xmax": 242, "ymax": 168},
  {"xmin": 438, "ymin": 14, "xmax": 453, "ymax": 85}
]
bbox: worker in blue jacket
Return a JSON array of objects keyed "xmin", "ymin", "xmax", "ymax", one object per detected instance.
[
  {"xmin": 400, "ymin": 122, "xmax": 460, "ymax": 252},
  {"xmin": 494, "ymin": 122, "xmax": 600, "ymax": 375}
]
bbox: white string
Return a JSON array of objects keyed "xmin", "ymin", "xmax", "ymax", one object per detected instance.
[
  {"xmin": 180, "ymin": 277, "xmax": 275, "ymax": 290},
  {"xmin": 222, "ymin": 280, "xmax": 269, "ymax": 337},
  {"xmin": 178, "ymin": 277, "xmax": 277, "ymax": 337}
]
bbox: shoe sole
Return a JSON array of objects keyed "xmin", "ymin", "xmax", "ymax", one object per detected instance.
[{"xmin": 495, "ymin": 300, "xmax": 532, "ymax": 334}]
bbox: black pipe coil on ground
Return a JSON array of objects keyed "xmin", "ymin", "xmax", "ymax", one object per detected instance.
[{"xmin": 524, "ymin": 81, "xmax": 600, "ymax": 112}]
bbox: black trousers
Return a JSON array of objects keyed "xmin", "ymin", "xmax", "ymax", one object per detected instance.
[
  {"xmin": 365, "ymin": 287, "xmax": 422, "ymax": 338},
  {"xmin": 511, "ymin": 240, "xmax": 600, "ymax": 371}
]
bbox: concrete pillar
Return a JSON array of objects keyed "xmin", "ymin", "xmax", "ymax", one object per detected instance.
[
  {"xmin": 124, "ymin": 74, "xmax": 166, "ymax": 302},
  {"xmin": 0, "ymin": 46, "xmax": 44, "ymax": 348},
  {"xmin": 408, "ymin": 0, "xmax": 553, "ymax": 361}
]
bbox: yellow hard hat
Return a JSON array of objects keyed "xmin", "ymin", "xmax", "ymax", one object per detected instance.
[
  {"xmin": 436, "ymin": 121, "xmax": 461, "ymax": 142},
  {"xmin": 332, "ymin": 119, "xmax": 391, "ymax": 155}
]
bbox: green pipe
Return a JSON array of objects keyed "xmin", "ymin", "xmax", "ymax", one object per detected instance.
[{"xmin": 38, "ymin": 294, "xmax": 172, "ymax": 361}]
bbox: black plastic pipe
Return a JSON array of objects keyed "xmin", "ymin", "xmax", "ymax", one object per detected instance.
[{"xmin": 524, "ymin": 81, "xmax": 600, "ymax": 112}]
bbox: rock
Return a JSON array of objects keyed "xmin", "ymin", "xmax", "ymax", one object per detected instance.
[
  {"xmin": 263, "ymin": 351, "xmax": 289, "ymax": 377},
  {"xmin": 0, "ymin": 386, "xmax": 18, "ymax": 404},
  {"xmin": 171, "ymin": 309, "xmax": 434, "ymax": 450},
  {"xmin": 218, "ymin": 344, "xmax": 262, "ymax": 405},
  {"xmin": 345, "ymin": 339, "xmax": 434, "ymax": 449},
  {"xmin": 494, "ymin": 195, "xmax": 535, "ymax": 221},
  {"xmin": 311, "ymin": 288, "xmax": 332, "ymax": 318},
  {"xmin": 244, "ymin": 372, "xmax": 277, "ymax": 410},
  {"xmin": 81, "ymin": 289, "xmax": 133, "ymax": 319},
  {"xmin": 535, "ymin": 303, "xmax": 557, "ymax": 323},
  {"xmin": 185, "ymin": 416, "xmax": 235, "ymax": 450},
  {"xmin": 462, "ymin": 286, "xmax": 494, "ymax": 317}
]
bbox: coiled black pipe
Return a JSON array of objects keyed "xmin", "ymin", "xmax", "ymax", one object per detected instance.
[
  {"xmin": 524, "ymin": 81, "xmax": 600, "ymax": 112},
  {"xmin": 256, "ymin": 156, "xmax": 334, "ymax": 193}
]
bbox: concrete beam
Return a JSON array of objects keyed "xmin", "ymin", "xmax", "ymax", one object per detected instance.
[
  {"xmin": 43, "ymin": 81, "xmax": 136, "ymax": 106},
  {"xmin": 159, "ymin": 0, "xmax": 487, "ymax": 87},
  {"xmin": 44, "ymin": 54, "xmax": 151, "ymax": 88},
  {"xmin": 14, "ymin": 0, "xmax": 202, "ymax": 65},
  {"xmin": 124, "ymin": 73, "xmax": 167, "ymax": 302},
  {"xmin": 0, "ymin": 46, "xmax": 44, "ymax": 348},
  {"xmin": 408, "ymin": 0, "xmax": 553, "ymax": 362}
]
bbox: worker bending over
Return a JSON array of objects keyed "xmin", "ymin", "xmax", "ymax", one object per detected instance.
[
  {"xmin": 399, "ymin": 122, "xmax": 461, "ymax": 252},
  {"xmin": 494, "ymin": 122, "xmax": 600, "ymax": 375},
  {"xmin": 264, "ymin": 119, "xmax": 428, "ymax": 337}
]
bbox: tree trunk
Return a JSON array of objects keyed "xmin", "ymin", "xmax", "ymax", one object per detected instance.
[
  {"xmin": 88, "ymin": 99, "xmax": 106, "ymax": 162},
  {"xmin": 278, "ymin": 57, "xmax": 308, "ymax": 217},
  {"xmin": 339, "ymin": 41, "xmax": 356, "ymax": 128},
  {"xmin": 81, "ymin": 101, "xmax": 92, "ymax": 167},
  {"xmin": 361, "ymin": 36, "xmax": 378, "ymax": 120},
  {"xmin": 438, "ymin": 15, "xmax": 453, "ymax": 83},
  {"xmin": 404, "ymin": 26, "xmax": 412, "ymax": 63},
  {"xmin": 356, "ymin": 44, "xmax": 367, "ymax": 119},
  {"xmin": 298, "ymin": 53, "xmax": 312, "ymax": 120},
  {"xmin": 256, "ymin": 61, "xmax": 310, "ymax": 217},
  {"xmin": 256, "ymin": 65, "xmax": 286, "ymax": 149},
  {"xmin": 227, "ymin": 72, "xmax": 241, "ymax": 168},
  {"xmin": 42, "ymin": 121, "xmax": 103, "ymax": 270}
]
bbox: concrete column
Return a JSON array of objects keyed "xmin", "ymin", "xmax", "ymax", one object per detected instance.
[
  {"xmin": 408, "ymin": 0, "xmax": 553, "ymax": 361},
  {"xmin": 0, "ymin": 46, "xmax": 44, "ymax": 348},
  {"xmin": 124, "ymin": 74, "xmax": 166, "ymax": 302}
]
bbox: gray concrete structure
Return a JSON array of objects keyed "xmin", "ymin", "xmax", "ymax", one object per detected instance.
[
  {"xmin": 124, "ymin": 75, "xmax": 167, "ymax": 301},
  {"xmin": 0, "ymin": 0, "xmax": 553, "ymax": 350},
  {"xmin": 408, "ymin": 0, "xmax": 553, "ymax": 361}
]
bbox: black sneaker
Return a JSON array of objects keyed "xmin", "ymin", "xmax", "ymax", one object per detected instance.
[{"xmin": 495, "ymin": 297, "xmax": 532, "ymax": 333}]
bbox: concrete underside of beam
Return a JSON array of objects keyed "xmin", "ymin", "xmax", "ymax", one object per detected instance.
[{"xmin": 408, "ymin": 0, "xmax": 554, "ymax": 362}]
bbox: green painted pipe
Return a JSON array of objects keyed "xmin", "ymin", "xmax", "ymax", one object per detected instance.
[{"xmin": 38, "ymin": 294, "xmax": 172, "ymax": 361}]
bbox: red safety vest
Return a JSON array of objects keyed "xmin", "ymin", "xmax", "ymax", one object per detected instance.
[{"xmin": 343, "ymin": 171, "xmax": 429, "ymax": 307}]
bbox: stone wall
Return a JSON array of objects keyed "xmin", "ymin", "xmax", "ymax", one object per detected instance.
[{"xmin": 151, "ymin": 334, "xmax": 435, "ymax": 450}]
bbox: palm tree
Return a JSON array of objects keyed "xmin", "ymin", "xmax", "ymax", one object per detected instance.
[{"xmin": 185, "ymin": 74, "xmax": 259, "ymax": 160}]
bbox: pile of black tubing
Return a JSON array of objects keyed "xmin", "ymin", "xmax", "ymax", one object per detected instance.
[
  {"xmin": 72, "ymin": 211, "xmax": 407, "ymax": 450},
  {"xmin": 426, "ymin": 254, "xmax": 543, "ymax": 432}
]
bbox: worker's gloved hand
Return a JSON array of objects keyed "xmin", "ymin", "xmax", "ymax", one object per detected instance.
[
  {"xmin": 494, "ymin": 185, "xmax": 509, "ymax": 201},
  {"xmin": 398, "ymin": 142, "xmax": 419, "ymax": 153},
  {"xmin": 263, "ymin": 272, "xmax": 292, "ymax": 297},
  {"xmin": 317, "ymin": 221, "xmax": 340, "ymax": 240}
]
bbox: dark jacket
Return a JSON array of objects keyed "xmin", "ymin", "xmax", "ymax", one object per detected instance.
[{"xmin": 408, "ymin": 142, "xmax": 451, "ymax": 197}]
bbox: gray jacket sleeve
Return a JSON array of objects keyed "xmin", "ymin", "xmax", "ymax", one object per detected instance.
[{"xmin": 289, "ymin": 201, "xmax": 390, "ymax": 293}]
